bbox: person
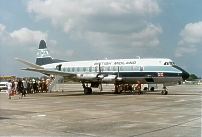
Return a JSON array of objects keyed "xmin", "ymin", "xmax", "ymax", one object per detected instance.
[
  {"xmin": 41, "ymin": 80, "xmax": 47, "ymax": 92},
  {"xmin": 11, "ymin": 79, "xmax": 15, "ymax": 90},
  {"xmin": 38, "ymin": 80, "xmax": 42, "ymax": 92},
  {"xmin": 17, "ymin": 79, "xmax": 24, "ymax": 99},
  {"xmin": 33, "ymin": 80, "xmax": 38, "ymax": 93},
  {"xmin": 22, "ymin": 79, "xmax": 27, "ymax": 97},
  {"xmin": 14, "ymin": 79, "xmax": 18, "ymax": 94},
  {"xmin": 136, "ymin": 80, "xmax": 143, "ymax": 95},
  {"xmin": 27, "ymin": 80, "xmax": 31, "ymax": 94},
  {"xmin": 6, "ymin": 80, "xmax": 12, "ymax": 99}
]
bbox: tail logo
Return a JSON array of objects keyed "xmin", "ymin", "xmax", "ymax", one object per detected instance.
[{"xmin": 37, "ymin": 48, "xmax": 51, "ymax": 58}]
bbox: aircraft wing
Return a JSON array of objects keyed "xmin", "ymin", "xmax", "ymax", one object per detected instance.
[{"xmin": 21, "ymin": 68, "xmax": 76, "ymax": 77}]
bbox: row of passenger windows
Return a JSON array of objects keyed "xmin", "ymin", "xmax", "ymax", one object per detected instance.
[{"xmin": 60, "ymin": 66, "xmax": 143, "ymax": 72}]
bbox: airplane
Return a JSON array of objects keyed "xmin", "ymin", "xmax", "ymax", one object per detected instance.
[{"xmin": 15, "ymin": 40, "xmax": 190, "ymax": 95}]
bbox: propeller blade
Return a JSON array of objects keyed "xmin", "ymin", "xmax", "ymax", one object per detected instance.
[
  {"xmin": 98, "ymin": 63, "xmax": 103, "ymax": 91},
  {"xmin": 99, "ymin": 63, "xmax": 101, "ymax": 74},
  {"xmin": 99, "ymin": 83, "xmax": 103, "ymax": 91},
  {"xmin": 118, "ymin": 66, "xmax": 120, "ymax": 77}
]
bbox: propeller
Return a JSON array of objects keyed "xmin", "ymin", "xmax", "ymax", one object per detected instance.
[
  {"xmin": 97, "ymin": 64, "xmax": 122, "ymax": 92},
  {"xmin": 117, "ymin": 66, "xmax": 122, "ymax": 81},
  {"xmin": 98, "ymin": 63, "xmax": 103, "ymax": 91},
  {"xmin": 117, "ymin": 66, "xmax": 120, "ymax": 93},
  {"xmin": 118, "ymin": 66, "xmax": 119, "ymax": 77}
]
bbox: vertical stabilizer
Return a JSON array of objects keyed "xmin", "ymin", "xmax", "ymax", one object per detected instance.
[
  {"xmin": 36, "ymin": 40, "xmax": 53, "ymax": 66},
  {"xmin": 36, "ymin": 40, "xmax": 68, "ymax": 66}
]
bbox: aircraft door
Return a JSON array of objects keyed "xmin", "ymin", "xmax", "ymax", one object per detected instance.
[{"xmin": 55, "ymin": 64, "xmax": 62, "ymax": 71}]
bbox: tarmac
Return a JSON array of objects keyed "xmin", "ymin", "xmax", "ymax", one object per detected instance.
[{"xmin": 0, "ymin": 84, "xmax": 201, "ymax": 136}]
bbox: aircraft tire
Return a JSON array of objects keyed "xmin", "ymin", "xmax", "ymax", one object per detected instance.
[
  {"xmin": 161, "ymin": 90, "xmax": 168, "ymax": 95},
  {"xmin": 114, "ymin": 90, "xmax": 118, "ymax": 94},
  {"xmin": 114, "ymin": 88, "xmax": 122, "ymax": 94},
  {"xmin": 88, "ymin": 88, "xmax": 92, "ymax": 94},
  {"xmin": 84, "ymin": 88, "xmax": 92, "ymax": 94},
  {"xmin": 150, "ymin": 87, "xmax": 154, "ymax": 91}
]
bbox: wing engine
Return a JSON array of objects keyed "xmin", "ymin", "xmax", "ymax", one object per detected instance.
[
  {"xmin": 76, "ymin": 73, "xmax": 99, "ymax": 81},
  {"xmin": 102, "ymin": 75, "xmax": 117, "ymax": 83}
]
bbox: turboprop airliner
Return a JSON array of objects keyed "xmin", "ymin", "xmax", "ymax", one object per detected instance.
[{"xmin": 15, "ymin": 40, "xmax": 190, "ymax": 95}]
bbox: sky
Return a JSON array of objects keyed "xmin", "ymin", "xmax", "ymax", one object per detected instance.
[{"xmin": 0, "ymin": 0, "xmax": 202, "ymax": 78}]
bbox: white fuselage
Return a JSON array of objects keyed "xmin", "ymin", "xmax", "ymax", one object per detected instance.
[{"xmin": 41, "ymin": 58, "xmax": 183, "ymax": 84}]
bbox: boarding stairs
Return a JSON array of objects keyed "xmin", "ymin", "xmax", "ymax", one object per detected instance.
[{"xmin": 48, "ymin": 75, "xmax": 62, "ymax": 92}]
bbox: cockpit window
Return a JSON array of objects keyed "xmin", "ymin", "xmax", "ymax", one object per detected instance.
[
  {"xmin": 164, "ymin": 62, "xmax": 175, "ymax": 65},
  {"xmin": 164, "ymin": 62, "xmax": 169, "ymax": 65}
]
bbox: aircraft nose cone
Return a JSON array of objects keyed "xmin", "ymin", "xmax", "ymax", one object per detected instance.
[
  {"xmin": 173, "ymin": 65, "xmax": 190, "ymax": 81},
  {"xmin": 182, "ymin": 71, "xmax": 190, "ymax": 81}
]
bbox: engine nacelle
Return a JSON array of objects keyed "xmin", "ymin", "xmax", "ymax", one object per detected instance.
[
  {"xmin": 102, "ymin": 75, "xmax": 117, "ymax": 83},
  {"xmin": 116, "ymin": 77, "xmax": 122, "ymax": 81},
  {"xmin": 77, "ymin": 73, "xmax": 99, "ymax": 80}
]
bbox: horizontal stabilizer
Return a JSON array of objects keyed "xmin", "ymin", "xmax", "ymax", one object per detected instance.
[{"xmin": 14, "ymin": 58, "xmax": 44, "ymax": 69}]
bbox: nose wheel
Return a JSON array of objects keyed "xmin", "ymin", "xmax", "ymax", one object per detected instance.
[{"xmin": 161, "ymin": 86, "xmax": 168, "ymax": 95}]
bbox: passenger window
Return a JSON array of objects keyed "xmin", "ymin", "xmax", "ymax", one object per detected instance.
[
  {"xmin": 108, "ymin": 66, "xmax": 111, "ymax": 71},
  {"xmin": 131, "ymin": 66, "xmax": 135, "ymax": 71},
  {"xmin": 63, "ymin": 67, "xmax": 66, "ymax": 72},
  {"xmin": 68, "ymin": 67, "xmax": 70, "ymax": 72},
  {"xmin": 72, "ymin": 67, "xmax": 75, "ymax": 72},
  {"xmin": 139, "ymin": 66, "xmax": 144, "ymax": 71},
  {"xmin": 77, "ymin": 67, "xmax": 80, "ymax": 72},
  {"xmin": 113, "ymin": 66, "xmax": 116, "ymax": 71},
  {"xmin": 95, "ymin": 66, "xmax": 98, "ymax": 72},
  {"xmin": 89, "ymin": 66, "xmax": 92, "ymax": 72},
  {"xmin": 83, "ymin": 67, "xmax": 86, "ymax": 72},
  {"xmin": 101, "ymin": 66, "xmax": 104, "ymax": 72},
  {"xmin": 120, "ymin": 66, "xmax": 123, "ymax": 71}
]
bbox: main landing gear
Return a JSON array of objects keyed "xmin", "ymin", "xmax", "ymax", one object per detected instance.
[
  {"xmin": 114, "ymin": 84, "xmax": 121, "ymax": 94},
  {"xmin": 82, "ymin": 83, "xmax": 92, "ymax": 94},
  {"xmin": 161, "ymin": 86, "xmax": 168, "ymax": 95}
]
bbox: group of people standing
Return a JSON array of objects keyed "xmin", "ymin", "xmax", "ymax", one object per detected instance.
[
  {"xmin": 117, "ymin": 80, "xmax": 143, "ymax": 95},
  {"xmin": 6, "ymin": 78, "xmax": 49, "ymax": 99}
]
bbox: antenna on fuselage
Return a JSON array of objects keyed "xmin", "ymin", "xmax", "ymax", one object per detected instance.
[{"xmin": 136, "ymin": 56, "xmax": 140, "ymax": 59}]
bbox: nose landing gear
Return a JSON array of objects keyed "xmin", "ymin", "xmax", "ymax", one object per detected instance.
[{"xmin": 161, "ymin": 86, "xmax": 168, "ymax": 95}]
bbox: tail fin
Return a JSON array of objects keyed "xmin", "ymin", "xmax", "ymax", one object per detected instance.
[{"xmin": 36, "ymin": 40, "xmax": 68, "ymax": 66}]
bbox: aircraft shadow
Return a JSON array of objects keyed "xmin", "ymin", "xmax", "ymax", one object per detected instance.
[
  {"xmin": 142, "ymin": 91, "xmax": 201, "ymax": 96},
  {"xmin": 0, "ymin": 117, "xmax": 10, "ymax": 120},
  {"xmin": 41, "ymin": 90, "xmax": 201, "ymax": 97},
  {"xmin": 58, "ymin": 92, "xmax": 129, "ymax": 97}
]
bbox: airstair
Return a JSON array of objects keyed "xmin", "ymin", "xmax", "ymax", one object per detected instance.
[{"xmin": 48, "ymin": 75, "xmax": 62, "ymax": 92}]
